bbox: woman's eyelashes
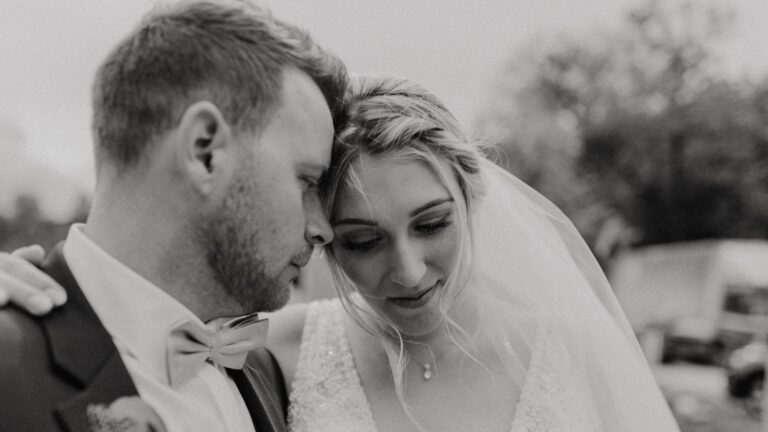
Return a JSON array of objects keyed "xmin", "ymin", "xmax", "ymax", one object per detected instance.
[
  {"xmin": 340, "ymin": 236, "xmax": 381, "ymax": 252},
  {"xmin": 415, "ymin": 215, "xmax": 452, "ymax": 235},
  {"xmin": 337, "ymin": 213, "xmax": 454, "ymax": 253},
  {"xmin": 300, "ymin": 176, "xmax": 320, "ymax": 191},
  {"xmin": 336, "ymin": 228, "xmax": 382, "ymax": 252}
]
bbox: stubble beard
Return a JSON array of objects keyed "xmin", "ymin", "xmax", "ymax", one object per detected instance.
[{"xmin": 198, "ymin": 169, "xmax": 292, "ymax": 315}]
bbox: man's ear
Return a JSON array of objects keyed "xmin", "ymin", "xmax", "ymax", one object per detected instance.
[{"xmin": 175, "ymin": 101, "xmax": 235, "ymax": 195}]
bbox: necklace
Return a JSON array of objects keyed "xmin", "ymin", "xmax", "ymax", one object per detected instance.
[
  {"xmin": 412, "ymin": 359, "xmax": 433, "ymax": 381},
  {"xmin": 422, "ymin": 362, "xmax": 433, "ymax": 381},
  {"xmin": 406, "ymin": 340, "xmax": 444, "ymax": 382}
]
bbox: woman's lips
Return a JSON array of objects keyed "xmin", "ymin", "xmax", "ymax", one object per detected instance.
[{"xmin": 387, "ymin": 281, "xmax": 441, "ymax": 309}]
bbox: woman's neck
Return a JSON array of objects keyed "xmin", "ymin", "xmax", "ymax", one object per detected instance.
[{"xmin": 351, "ymin": 291, "xmax": 483, "ymax": 368}]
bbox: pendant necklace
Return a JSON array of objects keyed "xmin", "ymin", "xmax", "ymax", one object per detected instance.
[
  {"xmin": 422, "ymin": 362, "xmax": 432, "ymax": 381},
  {"xmin": 408, "ymin": 343, "xmax": 438, "ymax": 381},
  {"xmin": 413, "ymin": 359, "xmax": 433, "ymax": 381}
]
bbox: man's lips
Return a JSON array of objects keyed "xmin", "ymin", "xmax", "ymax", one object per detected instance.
[{"xmin": 291, "ymin": 247, "xmax": 314, "ymax": 268}]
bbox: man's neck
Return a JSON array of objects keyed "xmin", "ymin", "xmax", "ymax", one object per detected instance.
[{"xmin": 84, "ymin": 192, "xmax": 241, "ymax": 322}]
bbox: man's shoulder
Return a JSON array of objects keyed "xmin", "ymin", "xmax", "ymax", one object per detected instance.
[
  {"xmin": 0, "ymin": 306, "xmax": 49, "ymax": 370},
  {"xmin": 0, "ymin": 306, "xmax": 70, "ymax": 396},
  {"xmin": 0, "ymin": 307, "xmax": 68, "ymax": 429}
]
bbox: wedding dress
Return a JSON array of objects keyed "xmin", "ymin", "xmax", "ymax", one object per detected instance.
[
  {"xmin": 287, "ymin": 299, "xmax": 603, "ymax": 432},
  {"xmin": 288, "ymin": 160, "xmax": 680, "ymax": 431}
]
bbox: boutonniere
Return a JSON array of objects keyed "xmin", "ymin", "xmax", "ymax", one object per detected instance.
[{"xmin": 87, "ymin": 396, "xmax": 167, "ymax": 432}]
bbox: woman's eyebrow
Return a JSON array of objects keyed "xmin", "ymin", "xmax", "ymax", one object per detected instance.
[
  {"xmin": 332, "ymin": 198, "xmax": 453, "ymax": 226},
  {"xmin": 332, "ymin": 218, "xmax": 377, "ymax": 227},
  {"xmin": 409, "ymin": 198, "xmax": 453, "ymax": 217}
]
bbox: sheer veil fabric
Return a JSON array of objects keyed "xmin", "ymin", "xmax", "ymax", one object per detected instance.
[{"xmin": 471, "ymin": 159, "xmax": 680, "ymax": 431}]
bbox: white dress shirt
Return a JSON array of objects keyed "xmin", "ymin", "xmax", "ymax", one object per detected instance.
[{"xmin": 63, "ymin": 224, "xmax": 257, "ymax": 432}]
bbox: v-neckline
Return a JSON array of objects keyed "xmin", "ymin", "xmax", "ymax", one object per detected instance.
[{"xmin": 339, "ymin": 306, "xmax": 542, "ymax": 432}]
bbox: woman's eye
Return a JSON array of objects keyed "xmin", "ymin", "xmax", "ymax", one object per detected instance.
[
  {"xmin": 301, "ymin": 176, "xmax": 319, "ymax": 190},
  {"xmin": 415, "ymin": 217, "xmax": 452, "ymax": 235},
  {"xmin": 340, "ymin": 237, "xmax": 381, "ymax": 252}
]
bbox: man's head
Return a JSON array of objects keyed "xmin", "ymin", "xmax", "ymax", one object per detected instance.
[
  {"xmin": 197, "ymin": 67, "xmax": 337, "ymax": 313},
  {"xmin": 89, "ymin": 0, "xmax": 347, "ymax": 315},
  {"xmin": 92, "ymin": 0, "xmax": 346, "ymax": 172}
]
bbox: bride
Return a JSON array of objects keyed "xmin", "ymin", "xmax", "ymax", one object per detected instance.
[{"xmin": 0, "ymin": 76, "xmax": 679, "ymax": 431}]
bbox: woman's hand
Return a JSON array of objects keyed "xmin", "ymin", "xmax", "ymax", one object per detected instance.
[{"xmin": 0, "ymin": 245, "xmax": 67, "ymax": 315}]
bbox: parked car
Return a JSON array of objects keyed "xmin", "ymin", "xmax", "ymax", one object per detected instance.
[
  {"xmin": 612, "ymin": 241, "xmax": 768, "ymax": 366},
  {"xmin": 662, "ymin": 327, "xmax": 753, "ymax": 365},
  {"xmin": 726, "ymin": 339, "xmax": 767, "ymax": 419},
  {"xmin": 662, "ymin": 334, "xmax": 724, "ymax": 365}
]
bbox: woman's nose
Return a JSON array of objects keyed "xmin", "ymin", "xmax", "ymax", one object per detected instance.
[{"xmin": 389, "ymin": 242, "xmax": 427, "ymax": 288}]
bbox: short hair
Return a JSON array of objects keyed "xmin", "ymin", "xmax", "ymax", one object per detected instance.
[{"xmin": 91, "ymin": 0, "xmax": 347, "ymax": 171}]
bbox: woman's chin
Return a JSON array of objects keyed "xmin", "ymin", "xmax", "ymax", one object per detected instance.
[
  {"xmin": 357, "ymin": 292, "xmax": 447, "ymax": 339},
  {"xmin": 387, "ymin": 307, "xmax": 445, "ymax": 339}
]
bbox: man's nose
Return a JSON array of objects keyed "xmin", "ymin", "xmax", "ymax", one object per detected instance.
[
  {"xmin": 305, "ymin": 196, "xmax": 333, "ymax": 247},
  {"xmin": 389, "ymin": 241, "xmax": 426, "ymax": 288}
]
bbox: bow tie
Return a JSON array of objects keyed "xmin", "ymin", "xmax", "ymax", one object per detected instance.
[{"xmin": 166, "ymin": 312, "xmax": 269, "ymax": 387}]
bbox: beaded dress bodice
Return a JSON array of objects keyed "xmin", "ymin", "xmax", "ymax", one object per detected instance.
[
  {"xmin": 287, "ymin": 299, "xmax": 377, "ymax": 432},
  {"xmin": 287, "ymin": 299, "xmax": 602, "ymax": 432}
]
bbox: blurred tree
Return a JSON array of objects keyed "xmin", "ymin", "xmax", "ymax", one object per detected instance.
[
  {"xmin": 0, "ymin": 194, "xmax": 89, "ymax": 253},
  {"xmin": 478, "ymin": 0, "xmax": 768, "ymax": 259},
  {"xmin": 582, "ymin": 82, "xmax": 768, "ymax": 245}
]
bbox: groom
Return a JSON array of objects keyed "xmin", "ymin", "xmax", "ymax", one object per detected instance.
[{"xmin": 0, "ymin": 1, "xmax": 346, "ymax": 431}]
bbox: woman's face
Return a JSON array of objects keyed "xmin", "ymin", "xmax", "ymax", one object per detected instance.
[{"xmin": 330, "ymin": 153, "xmax": 462, "ymax": 337}]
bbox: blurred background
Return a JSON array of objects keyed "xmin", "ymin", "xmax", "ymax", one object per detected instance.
[{"xmin": 3, "ymin": 0, "xmax": 768, "ymax": 430}]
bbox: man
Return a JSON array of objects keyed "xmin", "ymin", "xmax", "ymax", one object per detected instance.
[{"xmin": 0, "ymin": 1, "xmax": 347, "ymax": 431}]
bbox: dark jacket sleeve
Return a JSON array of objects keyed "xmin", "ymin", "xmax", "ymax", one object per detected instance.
[{"xmin": 0, "ymin": 308, "xmax": 76, "ymax": 431}]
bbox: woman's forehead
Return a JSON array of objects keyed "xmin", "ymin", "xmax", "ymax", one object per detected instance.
[{"xmin": 334, "ymin": 154, "xmax": 456, "ymax": 218}]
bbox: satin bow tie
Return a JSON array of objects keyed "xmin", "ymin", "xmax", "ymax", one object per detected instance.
[{"xmin": 166, "ymin": 312, "xmax": 269, "ymax": 387}]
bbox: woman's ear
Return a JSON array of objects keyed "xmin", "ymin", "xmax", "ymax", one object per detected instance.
[{"xmin": 175, "ymin": 101, "xmax": 235, "ymax": 196}]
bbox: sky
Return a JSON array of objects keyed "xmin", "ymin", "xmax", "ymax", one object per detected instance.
[{"xmin": 1, "ymin": 0, "xmax": 767, "ymax": 218}]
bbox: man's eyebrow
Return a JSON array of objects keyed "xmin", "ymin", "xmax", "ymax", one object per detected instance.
[{"xmin": 409, "ymin": 198, "xmax": 453, "ymax": 217}]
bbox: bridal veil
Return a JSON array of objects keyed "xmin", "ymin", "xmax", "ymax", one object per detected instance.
[{"xmin": 472, "ymin": 158, "xmax": 680, "ymax": 431}]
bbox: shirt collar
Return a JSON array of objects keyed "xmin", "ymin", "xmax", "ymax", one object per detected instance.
[{"xmin": 63, "ymin": 223, "xmax": 206, "ymax": 384}]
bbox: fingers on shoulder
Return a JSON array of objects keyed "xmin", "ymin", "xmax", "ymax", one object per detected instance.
[
  {"xmin": 0, "ymin": 253, "xmax": 66, "ymax": 313},
  {"xmin": 10, "ymin": 245, "xmax": 46, "ymax": 264}
]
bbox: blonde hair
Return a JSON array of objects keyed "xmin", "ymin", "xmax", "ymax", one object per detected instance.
[{"xmin": 322, "ymin": 76, "xmax": 486, "ymax": 427}]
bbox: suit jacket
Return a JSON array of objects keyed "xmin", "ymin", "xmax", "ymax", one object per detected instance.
[{"xmin": 0, "ymin": 244, "xmax": 288, "ymax": 432}]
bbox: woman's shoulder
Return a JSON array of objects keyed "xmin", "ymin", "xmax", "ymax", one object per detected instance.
[
  {"xmin": 266, "ymin": 299, "xmax": 342, "ymax": 343},
  {"xmin": 265, "ymin": 298, "xmax": 342, "ymax": 389},
  {"xmin": 266, "ymin": 303, "xmax": 309, "ymax": 346},
  {"xmin": 264, "ymin": 302, "xmax": 310, "ymax": 390}
]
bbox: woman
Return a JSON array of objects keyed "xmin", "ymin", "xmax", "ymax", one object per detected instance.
[{"xmin": 0, "ymin": 76, "xmax": 679, "ymax": 431}]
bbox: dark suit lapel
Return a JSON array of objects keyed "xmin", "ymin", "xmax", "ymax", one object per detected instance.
[
  {"xmin": 39, "ymin": 244, "xmax": 139, "ymax": 432},
  {"xmin": 54, "ymin": 350, "xmax": 140, "ymax": 432},
  {"xmin": 228, "ymin": 365, "xmax": 287, "ymax": 432}
]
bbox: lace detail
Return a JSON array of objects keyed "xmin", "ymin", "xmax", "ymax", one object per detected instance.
[
  {"xmin": 510, "ymin": 320, "xmax": 602, "ymax": 432},
  {"xmin": 288, "ymin": 299, "xmax": 602, "ymax": 432},
  {"xmin": 287, "ymin": 299, "xmax": 377, "ymax": 432}
]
